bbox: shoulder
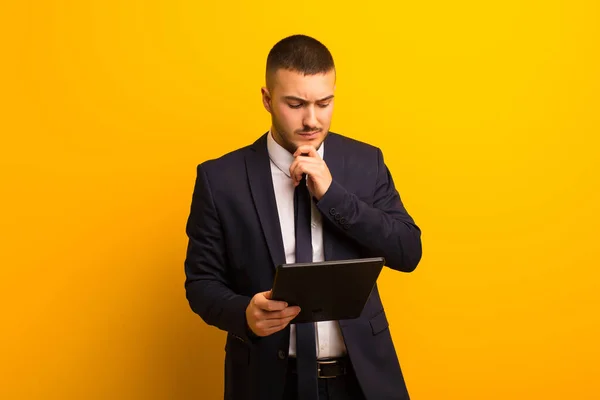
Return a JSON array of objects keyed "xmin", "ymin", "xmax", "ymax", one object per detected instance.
[
  {"xmin": 195, "ymin": 134, "xmax": 264, "ymax": 178},
  {"xmin": 326, "ymin": 131, "xmax": 383, "ymax": 162},
  {"xmin": 327, "ymin": 131, "xmax": 380, "ymax": 152},
  {"xmin": 198, "ymin": 146, "xmax": 250, "ymax": 175}
]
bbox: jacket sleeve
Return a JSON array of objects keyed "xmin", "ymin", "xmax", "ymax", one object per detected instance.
[
  {"xmin": 316, "ymin": 148, "xmax": 422, "ymax": 272},
  {"xmin": 184, "ymin": 163, "xmax": 254, "ymax": 342}
]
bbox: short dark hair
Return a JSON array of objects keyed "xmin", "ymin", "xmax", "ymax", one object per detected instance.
[{"xmin": 266, "ymin": 34, "xmax": 335, "ymax": 88}]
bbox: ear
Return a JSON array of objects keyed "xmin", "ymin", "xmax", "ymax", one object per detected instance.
[{"xmin": 261, "ymin": 87, "xmax": 272, "ymax": 113}]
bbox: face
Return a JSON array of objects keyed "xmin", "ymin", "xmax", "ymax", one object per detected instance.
[{"xmin": 261, "ymin": 68, "xmax": 335, "ymax": 154}]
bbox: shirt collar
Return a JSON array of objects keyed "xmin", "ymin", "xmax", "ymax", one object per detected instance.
[{"xmin": 266, "ymin": 129, "xmax": 325, "ymax": 178}]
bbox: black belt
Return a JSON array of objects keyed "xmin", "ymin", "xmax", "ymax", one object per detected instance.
[{"xmin": 288, "ymin": 357, "xmax": 350, "ymax": 379}]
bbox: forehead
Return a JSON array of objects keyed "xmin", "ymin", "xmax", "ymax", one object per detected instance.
[{"xmin": 271, "ymin": 69, "xmax": 335, "ymax": 99}]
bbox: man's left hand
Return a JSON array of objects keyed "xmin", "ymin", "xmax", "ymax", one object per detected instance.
[{"xmin": 289, "ymin": 145, "xmax": 332, "ymax": 201}]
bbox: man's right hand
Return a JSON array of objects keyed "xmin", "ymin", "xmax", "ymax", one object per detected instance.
[{"xmin": 246, "ymin": 290, "xmax": 301, "ymax": 337}]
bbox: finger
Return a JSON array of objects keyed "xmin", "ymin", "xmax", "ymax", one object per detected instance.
[
  {"xmin": 260, "ymin": 316, "xmax": 297, "ymax": 334},
  {"xmin": 290, "ymin": 156, "xmax": 321, "ymax": 170},
  {"xmin": 258, "ymin": 309, "xmax": 301, "ymax": 335},
  {"xmin": 290, "ymin": 162, "xmax": 324, "ymax": 186},
  {"xmin": 264, "ymin": 314, "xmax": 299, "ymax": 333},
  {"xmin": 293, "ymin": 145, "xmax": 320, "ymax": 159},
  {"xmin": 254, "ymin": 290, "xmax": 287, "ymax": 310},
  {"xmin": 289, "ymin": 161, "xmax": 307, "ymax": 184},
  {"xmin": 255, "ymin": 297, "xmax": 286, "ymax": 312},
  {"xmin": 258, "ymin": 299, "xmax": 289, "ymax": 312},
  {"xmin": 250, "ymin": 302, "xmax": 266, "ymax": 317},
  {"xmin": 263, "ymin": 306, "xmax": 301, "ymax": 320},
  {"xmin": 290, "ymin": 157, "xmax": 321, "ymax": 181}
]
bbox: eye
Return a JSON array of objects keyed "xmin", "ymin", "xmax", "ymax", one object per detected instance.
[
  {"xmin": 288, "ymin": 103, "xmax": 302, "ymax": 109},
  {"xmin": 317, "ymin": 102, "xmax": 331, "ymax": 108}
]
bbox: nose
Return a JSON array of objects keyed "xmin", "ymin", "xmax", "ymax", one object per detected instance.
[{"xmin": 302, "ymin": 105, "xmax": 318, "ymax": 131}]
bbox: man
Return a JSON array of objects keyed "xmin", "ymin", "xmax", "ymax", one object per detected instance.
[{"xmin": 184, "ymin": 34, "xmax": 422, "ymax": 400}]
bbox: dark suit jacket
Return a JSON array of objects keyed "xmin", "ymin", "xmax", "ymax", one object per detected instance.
[{"xmin": 184, "ymin": 132, "xmax": 422, "ymax": 400}]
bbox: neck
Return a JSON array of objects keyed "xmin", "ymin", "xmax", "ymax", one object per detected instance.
[{"xmin": 270, "ymin": 126, "xmax": 296, "ymax": 154}]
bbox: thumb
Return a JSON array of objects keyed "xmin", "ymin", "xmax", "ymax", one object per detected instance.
[{"xmin": 263, "ymin": 289, "xmax": 272, "ymax": 300}]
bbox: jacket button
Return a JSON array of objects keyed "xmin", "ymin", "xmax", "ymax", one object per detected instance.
[
  {"xmin": 343, "ymin": 224, "xmax": 350, "ymax": 230},
  {"xmin": 340, "ymin": 217, "xmax": 347, "ymax": 224},
  {"xmin": 278, "ymin": 350, "xmax": 286, "ymax": 360},
  {"xmin": 329, "ymin": 208, "xmax": 336, "ymax": 216},
  {"xmin": 335, "ymin": 213, "xmax": 342, "ymax": 221}
]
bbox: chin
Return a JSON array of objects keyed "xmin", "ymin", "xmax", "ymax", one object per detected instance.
[{"xmin": 297, "ymin": 138, "xmax": 325, "ymax": 152}]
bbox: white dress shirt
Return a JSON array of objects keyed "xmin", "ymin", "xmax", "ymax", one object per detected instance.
[{"xmin": 266, "ymin": 131, "xmax": 347, "ymax": 359}]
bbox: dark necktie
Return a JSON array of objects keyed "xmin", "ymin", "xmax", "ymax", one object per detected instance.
[{"xmin": 294, "ymin": 175, "xmax": 319, "ymax": 400}]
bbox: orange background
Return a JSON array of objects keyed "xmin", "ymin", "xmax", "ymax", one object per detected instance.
[{"xmin": 1, "ymin": 1, "xmax": 599, "ymax": 399}]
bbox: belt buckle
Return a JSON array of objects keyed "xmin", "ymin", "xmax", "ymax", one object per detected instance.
[{"xmin": 317, "ymin": 359, "xmax": 344, "ymax": 379}]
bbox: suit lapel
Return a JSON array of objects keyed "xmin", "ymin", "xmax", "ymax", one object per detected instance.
[
  {"xmin": 246, "ymin": 133, "xmax": 287, "ymax": 269},
  {"xmin": 322, "ymin": 133, "xmax": 345, "ymax": 261}
]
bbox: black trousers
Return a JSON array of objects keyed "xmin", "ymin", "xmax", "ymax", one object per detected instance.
[{"xmin": 282, "ymin": 359, "xmax": 366, "ymax": 400}]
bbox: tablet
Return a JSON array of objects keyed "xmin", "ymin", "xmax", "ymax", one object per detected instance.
[{"xmin": 271, "ymin": 257, "xmax": 385, "ymax": 323}]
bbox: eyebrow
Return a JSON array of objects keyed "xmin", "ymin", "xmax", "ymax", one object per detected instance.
[{"xmin": 283, "ymin": 95, "xmax": 335, "ymax": 103}]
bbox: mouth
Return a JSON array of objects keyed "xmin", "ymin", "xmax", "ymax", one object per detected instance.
[{"xmin": 297, "ymin": 131, "xmax": 320, "ymax": 139}]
